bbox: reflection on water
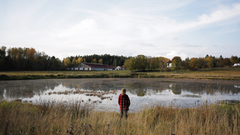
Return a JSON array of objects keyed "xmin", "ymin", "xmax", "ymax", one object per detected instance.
[
  {"xmin": 0, "ymin": 78, "xmax": 240, "ymax": 112},
  {"xmin": 171, "ymin": 84, "xmax": 182, "ymax": 95}
]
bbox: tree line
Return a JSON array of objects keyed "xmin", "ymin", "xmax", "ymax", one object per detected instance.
[
  {"xmin": 0, "ymin": 46, "xmax": 129, "ymax": 71},
  {"xmin": 170, "ymin": 55, "xmax": 239, "ymax": 70},
  {"xmin": 0, "ymin": 46, "xmax": 62, "ymax": 71},
  {"xmin": 1, "ymin": 46, "xmax": 239, "ymax": 71},
  {"xmin": 123, "ymin": 54, "xmax": 240, "ymax": 71},
  {"xmin": 123, "ymin": 55, "xmax": 170, "ymax": 71},
  {"xmin": 63, "ymin": 54, "xmax": 128, "ymax": 68}
]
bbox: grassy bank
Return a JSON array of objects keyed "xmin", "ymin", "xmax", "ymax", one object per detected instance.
[
  {"xmin": 0, "ymin": 67, "xmax": 240, "ymax": 80},
  {"xmin": 0, "ymin": 101, "xmax": 240, "ymax": 135}
]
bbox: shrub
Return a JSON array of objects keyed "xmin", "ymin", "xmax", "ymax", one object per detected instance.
[{"xmin": 164, "ymin": 67, "xmax": 172, "ymax": 72}]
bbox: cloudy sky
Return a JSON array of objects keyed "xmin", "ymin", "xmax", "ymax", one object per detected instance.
[{"xmin": 0, "ymin": 0, "xmax": 240, "ymax": 60}]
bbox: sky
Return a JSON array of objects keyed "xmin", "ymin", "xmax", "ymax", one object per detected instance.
[{"xmin": 0, "ymin": 0, "xmax": 240, "ymax": 60}]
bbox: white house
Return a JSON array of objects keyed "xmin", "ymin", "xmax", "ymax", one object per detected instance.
[
  {"xmin": 233, "ymin": 63, "xmax": 240, "ymax": 67},
  {"xmin": 167, "ymin": 61, "xmax": 172, "ymax": 68},
  {"xmin": 115, "ymin": 66, "xmax": 125, "ymax": 70}
]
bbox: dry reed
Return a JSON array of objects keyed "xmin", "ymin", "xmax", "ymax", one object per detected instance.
[{"xmin": 0, "ymin": 101, "xmax": 239, "ymax": 135}]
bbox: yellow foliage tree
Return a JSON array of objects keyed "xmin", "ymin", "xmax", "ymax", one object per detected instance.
[
  {"xmin": 72, "ymin": 58, "xmax": 77, "ymax": 66},
  {"xmin": 123, "ymin": 57, "xmax": 136, "ymax": 71},
  {"xmin": 63, "ymin": 58, "xmax": 71, "ymax": 67},
  {"xmin": 26, "ymin": 48, "xmax": 36, "ymax": 59},
  {"xmin": 205, "ymin": 56, "xmax": 215, "ymax": 68},
  {"xmin": 92, "ymin": 58, "xmax": 97, "ymax": 63},
  {"xmin": 98, "ymin": 58, "xmax": 103, "ymax": 64},
  {"xmin": 77, "ymin": 57, "xmax": 83, "ymax": 64}
]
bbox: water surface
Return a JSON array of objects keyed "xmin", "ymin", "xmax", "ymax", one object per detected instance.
[{"xmin": 1, "ymin": 78, "xmax": 240, "ymax": 112}]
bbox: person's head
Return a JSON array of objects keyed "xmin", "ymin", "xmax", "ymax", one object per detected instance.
[{"xmin": 121, "ymin": 88, "xmax": 126, "ymax": 95}]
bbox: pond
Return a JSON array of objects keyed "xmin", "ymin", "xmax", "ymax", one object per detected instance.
[{"xmin": 0, "ymin": 78, "xmax": 240, "ymax": 112}]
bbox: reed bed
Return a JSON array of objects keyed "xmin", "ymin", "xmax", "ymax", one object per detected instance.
[{"xmin": 0, "ymin": 101, "xmax": 240, "ymax": 135}]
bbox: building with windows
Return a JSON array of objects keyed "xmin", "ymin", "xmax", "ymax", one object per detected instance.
[{"xmin": 71, "ymin": 63, "xmax": 114, "ymax": 71}]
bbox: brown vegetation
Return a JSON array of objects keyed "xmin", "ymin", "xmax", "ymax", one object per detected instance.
[{"xmin": 0, "ymin": 101, "xmax": 240, "ymax": 135}]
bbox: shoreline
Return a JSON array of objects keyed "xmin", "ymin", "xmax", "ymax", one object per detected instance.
[
  {"xmin": 1, "ymin": 73, "xmax": 240, "ymax": 81},
  {"xmin": 0, "ymin": 67, "xmax": 240, "ymax": 81}
]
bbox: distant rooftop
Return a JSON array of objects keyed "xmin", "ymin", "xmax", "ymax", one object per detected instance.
[{"xmin": 83, "ymin": 63, "xmax": 114, "ymax": 69}]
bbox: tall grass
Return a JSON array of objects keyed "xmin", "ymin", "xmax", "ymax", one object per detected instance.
[{"xmin": 0, "ymin": 101, "xmax": 240, "ymax": 135}]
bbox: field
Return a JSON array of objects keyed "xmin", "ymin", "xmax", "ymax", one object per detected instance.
[
  {"xmin": 0, "ymin": 67, "xmax": 240, "ymax": 80},
  {"xmin": 0, "ymin": 101, "xmax": 240, "ymax": 135}
]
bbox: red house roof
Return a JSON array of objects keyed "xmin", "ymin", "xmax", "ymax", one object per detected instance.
[{"xmin": 83, "ymin": 63, "xmax": 114, "ymax": 69}]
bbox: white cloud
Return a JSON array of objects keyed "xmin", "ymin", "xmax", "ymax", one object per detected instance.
[
  {"xmin": 166, "ymin": 50, "xmax": 189, "ymax": 60},
  {"xmin": 50, "ymin": 3, "xmax": 240, "ymax": 45},
  {"xmin": 1, "ymin": 1, "xmax": 240, "ymax": 60},
  {"xmin": 53, "ymin": 19, "xmax": 98, "ymax": 38},
  {"xmin": 114, "ymin": 0, "xmax": 193, "ymax": 12},
  {"xmin": 198, "ymin": 4, "xmax": 240, "ymax": 24}
]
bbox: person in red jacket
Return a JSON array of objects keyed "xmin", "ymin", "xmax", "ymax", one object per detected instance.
[{"xmin": 118, "ymin": 88, "xmax": 130, "ymax": 119}]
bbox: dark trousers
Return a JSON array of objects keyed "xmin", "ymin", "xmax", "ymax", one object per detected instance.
[{"xmin": 120, "ymin": 111, "xmax": 128, "ymax": 119}]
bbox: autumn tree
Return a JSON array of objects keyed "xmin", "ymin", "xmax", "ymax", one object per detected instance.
[
  {"xmin": 205, "ymin": 56, "xmax": 216, "ymax": 68},
  {"xmin": 92, "ymin": 58, "xmax": 97, "ymax": 63},
  {"xmin": 26, "ymin": 48, "xmax": 36, "ymax": 59},
  {"xmin": 98, "ymin": 58, "xmax": 103, "ymax": 64},
  {"xmin": 135, "ymin": 55, "xmax": 147, "ymax": 71},
  {"xmin": 76, "ymin": 57, "xmax": 83, "ymax": 64},
  {"xmin": 190, "ymin": 58, "xmax": 198, "ymax": 70},
  {"xmin": 222, "ymin": 58, "xmax": 232, "ymax": 67},
  {"xmin": 216, "ymin": 56, "xmax": 223, "ymax": 67},
  {"xmin": 171, "ymin": 56, "xmax": 182, "ymax": 70},
  {"xmin": 149, "ymin": 57, "xmax": 159, "ymax": 70},
  {"xmin": 146, "ymin": 57, "xmax": 152, "ymax": 70},
  {"xmin": 63, "ymin": 58, "xmax": 71, "ymax": 68},
  {"xmin": 123, "ymin": 57, "xmax": 136, "ymax": 71},
  {"xmin": 159, "ymin": 57, "xmax": 169, "ymax": 68},
  {"xmin": 2, "ymin": 46, "xmax": 63, "ymax": 71},
  {"xmin": 230, "ymin": 56, "xmax": 239, "ymax": 64},
  {"xmin": 72, "ymin": 58, "xmax": 77, "ymax": 66},
  {"xmin": 123, "ymin": 59, "xmax": 131, "ymax": 70},
  {"xmin": 182, "ymin": 57, "xmax": 191, "ymax": 69},
  {"xmin": 197, "ymin": 58, "xmax": 205, "ymax": 69}
]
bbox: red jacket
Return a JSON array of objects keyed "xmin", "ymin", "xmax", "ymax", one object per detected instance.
[{"xmin": 118, "ymin": 94, "xmax": 130, "ymax": 111}]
